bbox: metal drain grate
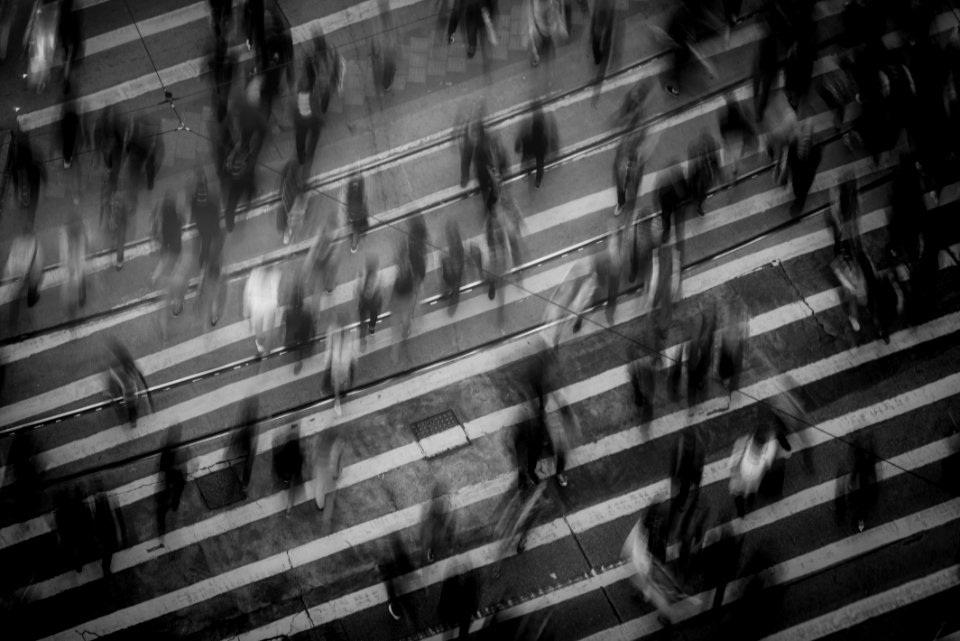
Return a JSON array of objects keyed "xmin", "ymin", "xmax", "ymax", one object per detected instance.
[
  {"xmin": 195, "ymin": 465, "xmax": 245, "ymax": 510},
  {"xmin": 410, "ymin": 410, "xmax": 470, "ymax": 458}
]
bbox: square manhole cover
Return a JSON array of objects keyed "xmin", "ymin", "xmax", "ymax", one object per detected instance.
[
  {"xmin": 410, "ymin": 410, "xmax": 469, "ymax": 458},
  {"xmin": 195, "ymin": 465, "xmax": 245, "ymax": 510}
]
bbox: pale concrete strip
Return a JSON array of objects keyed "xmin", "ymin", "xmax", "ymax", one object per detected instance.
[
  {"xmin": 0, "ymin": 111, "xmax": 842, "ymax": 427},
  {"xmin": 81, "ymin": 3, "xmax": 213, "ymax": 59},
  {"xmin": 233, "ymin": 371, "xmax": 960, "ymax": 641}
]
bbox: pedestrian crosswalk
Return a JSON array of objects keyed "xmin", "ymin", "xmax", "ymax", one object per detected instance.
[{"xmin": 1, "ymin": 0, "xmax": 959, "ymax": 639}]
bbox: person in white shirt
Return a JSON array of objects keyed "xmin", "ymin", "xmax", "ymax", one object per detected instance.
[{"xmin": 243, "ymin": 264, "xmax": 281, "ymax": 355}]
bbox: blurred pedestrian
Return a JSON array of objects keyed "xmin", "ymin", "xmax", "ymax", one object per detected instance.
[
  {"xmin": 515, "ymin": 100, "xmax": 557, "ymax": 189},
  {"xmin": 686, "ymin": 304, "xmax": 717, "ymax": 406},
  {"xmin": 126, "ymin": 116, "xmax": 163, "ymax": 192},
  {"xmin": 341, "ymin": 174, "xmax": 370, "ymax": 254},
  {"xmin": 303, "ymin": 210, "xmax": 341, "ymax": 295},
  {"xmin": 841, "ymin": 435, "xmax": 878, "ymax": 533},
  {"xmin": 211, "ymin": 36, "xmax": 236, "ymax": 123},
  {"xmin": 10, "ymin": 131, "xmax": 47, "ymax": 230},
  {"xmin": 59, "ymin": 99, "xmax": 80, "ymax": 170},
  {"xmin": 459, "ymin": 104, "xmax": 487, "ymax": 187},
  {"xmin": 244, "ymin": 0, "xmax": 266, "ymax": 65},
  {"xmin": 278, "ymin": 160, "xmax": 307, "ymax": 245},
  {"xmin": 58, "ymin": 0, "xmax": 83, "ymax": 92},
  {"xmin": 657, "ymin": 164, "xmax": 688, "ymax": 257},
  {"xmin": 3, "ymin": 230, "xmax": 45, "ymax": 328},
  {"xmin": 308, "ymin": 30, "xmax": 344, "ymax": 114},
  {"xmin": 718, "ymin": 301, "xmax": 748, "ymax": 395},
  {"xmin": 151, "ymin": 193, "xmax": 186, "ymax": 327},
  {"xmin": 357, "ymin": 253, "xmax": 382, "ymax": 349},
  {"xmin": 284, "ymin": 276, "xmax": 314, "ymax": 375},
  {"xmin": 783, "ymin": 10, "xmax": 815, "ymax": 112},
  {"xmin": 60, "ymin": 211, "xmax": 87, "ymax": 314},
  {"xmin": 525, "ymin": 0, "xmax": 567, "ymax": 67},
  {"xmin": 421, "ymin": 483, "xmax": 455, "ymax": 563},
  {"xmin": 477, "ymin": 130, "xmax": 509, "ymax": 216},
  {"xmin": 208, "ymin": 0, "xmax": 232, "ymax": 42},
  {"xmin": 55, "ymin": 488, "xmax": 92, "ymax": 574},
  {"xmin": 105, "ymin": 339, "xmax": 152, "ymax": 429},
  {"xmin": 262, "ymin": 5, "xmax": 294, "ymax": 116},
  {"xmin": 408, "ymin": 214, "xmax": 429, "ymax": 285},
  {"xmin": 669, "ymin": 427, "xmax": 705, "ymax": 537},
  {"xmin": 223, "ymin": 122, "xmax": 263, "ymax": 234},
  {"xmin": 192, "ymin": 169, "xmax": 221, "ymax": 272},
  {"xmin": 324, "ymin": 318, "xmax": 358, "ymax": 416},
  {"xmin": 94, "ymin": 106, "xmax": 125, "ymax": 176},
  {"xmin": 372, "ymin": 0, "xmax": 398, "ymax": 95},
  {"xmin": 752, "ymin": 28, "xmax": 778, "ymax": 123},
  {"xmin": 785, "ymin": 122, "xmax": 821, "ymax": 214},
  {"xmin": 157, "ymin": 426, "xmax": 186, "ymax": 539},
  {"xmin": 437, "ymin": 559, "xmax": 479, "ymax": 638},
  {"xmin": 94, "ymin": 489, "xmax": 126, "ymax": 576},
  {"xmin": 591, "ymin": 0, "xmax": 614, "ymax": 67},
  {"xmin": 441, "ymin": 219, "xmax": 465, "ymax": 314},
  {"xmin": 447, "ymin": 0, "xmax": 498, "ymax": 67},
  {"xmin": 831, "ymin": 241, "xmax": 869, "ymax": 334},
  {"xmin": 828, "ymin": 172, "xmax": 861, "ymax": 254},
  {"xmin": 243, "ymin": 263, "xmax": 281, "ymax": 355},
  {"xmin": 312, "ymin": 433, "xmax": 345, "ymax": 511},
  {"xmin": 718, "ymin": 95, "xmax": 755, "ymax": 177},
  {"xmin": 235, "ymin": 397, "xmax": 259, "ymax": 494},
  {"xmin": 728, "ymin": 425, "xmax": 779, "ymax": 517},
  {"xmin": 293, "ymin": 69, "xmax": 322, "ymax": 169},
  {"xmin": 613, "ymin": 128, "xmax": 644, "ymax": 217},
  {"xmin": 686, "ymin": 132, "xmax": 720, "ymax": 216},
  {"xmin": 197, "ymin": 233, "xmax": 227, "ymax": 327},
  {"xmin": 382, "ymin": 534, "xmax": 416, "ymax": 622},
  {"xmin": 274, "ymin": 422, "xmax": 304, "ymax": 516},
  {"xmin": 392, "ymin": 245, "xmax": 418, "ymax": 354}
]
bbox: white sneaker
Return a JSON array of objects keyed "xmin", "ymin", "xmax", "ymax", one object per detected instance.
[
  {"xmin": 255, "ymin": 338, "xmax": 264, "ymax": 354},
  {"xmin": 282, "ymin": 228, "xmax": 291, "ymax": 245},
  {"xmin": 613, "ymin": 204, "xmax": 623, "ymax": 217},
  {"xmin": 388, "ymin": 603, "xmax": 401, "ymax": 621},
  {"xmin": 849, "ymin": 316, "xmax": 861, "ymax": 333},
  {"xmin": 334, "ymin": 398, "xmax": 343, "ymax": 416}
]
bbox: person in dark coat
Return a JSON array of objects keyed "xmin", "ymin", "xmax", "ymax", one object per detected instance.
[
  {"xmin": 284, "ymin": 276, "xmax": 314, "ymax": 375},
  {"xmin": 613, "ymin": 128, "xmax": 644, "ymax": 217},
  {"xmin": 786, "ymin": 123, "xmax": 821, "ymax": 214},
  {"xmin": 94, "ymin": 490, "xmax": 126, "ymax": 576},
  {"xmin": 591, "ymin": 0, "xmax": 614, "ymax": 66},
  {"xmin": 447, "ymin": 0, "xmax": 498, "ymax": 63},
  {"xmin": 58, "ymin": 0, "xmax": 82, "ymax": 91},
  {"xmin": 357, "ymin": 253, "xmax": 382, "ymax": 348},
  {"xmin": 460, "ymin": 105, "xmax": 486, "ymax": 187},
  {"xmin": 55, "ymin": 489, "xmax": 92, "ymax": 573},
  {"xmin": 686, "ymin": 132, "xmax": 720, "ymax": 216},
  {"xmin": 208, "ymin": 0, "xmax": 232, "ymax": 42},
  {"xmin": 59, "ymin": 98, "xmax": 80, "ymax": 170},
  {"xmin": 441, "ymin": 219, "xmax": 465, "ymax": 314},
  {"xmin": 244, "ymin": 0, "xmax": 265, "ymax": 66},
  {"xmin": 293, "ymin": 68, "xmax": 322, "ymax": 169},
  {"xmin": 156, "ymin": 426, "xmax": 186, "ymax": 539},
  {"xmin": 686, "ymin": 304, "xmax": 717, "ymax": 405},
  {"xmin": 210, "ymin": 36, "xmax": 235, "ymax": 123},
  {"xmin": 718, "ymin": 95, "xmax": 755, "ymax": 176},
  {"xmin": 657, "ymin": 164, "xmax": 688, "ymax": 252},
  {"xmin": 192, "ymin": 170, "xmax": 221, "ymax": 271},
  {"xmin": 236, "ymin": 397, "xmax": 259, "ymax": 495},
  {"xmin": 275, "ymin": 422, "xmax": 304, "ymax": 516},
  {"xmin": 515, "ymin": 100, "xmax": 556, "ymax": 189},
  {"xmin": 223, "ymin": 138, "xmax": 259, "ymax": 233},
  {"xmin": 753, "ymin": 28, "xmax": 779, "ymax": 124},
  {"xmin": 309, "ymin": 31, "xmax": 344, "ymax": 114},
  {"xmin": 10, "ymin": 131, "xmax": 46, "ymax": 231}
]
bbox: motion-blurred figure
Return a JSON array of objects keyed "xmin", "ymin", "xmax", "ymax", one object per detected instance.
[
  {"xmin": 3, "ymin": 229, "xmax": 44, "ymax": 328},
  {"xmin": 686, "ymin": 132, "xmax": 721, "ymax": 216},
  {"xmin": 262, "ymin": 4, "xmax": 294, "ymax": 120},
  {"xmin": 312, "ymin": 432, "xmax": 345, "ymax": 512},
  {"xmin": 718, "ymin": 95, "xmax": 756, "ymax": 177},
  {"xmin": 828, "ymin": 171, "xmax": 861, "ymax": 254},
  {"xmin": 274, "ymin": 422, "xmax": 303, "ymax": 516},
  {"xmin": 525, "ymin": 0, "xmax": 567, "ymax": 68},
  {"xmin": 656, "ymin": 164, "xmax": 688, "ymax": 260},
  {"xmin": 243, "ymin": 263, "xmax": 281, "ymax": 355},
  {"xmin": 58, "ymin": 0, "xmax": 83, "ymax": 91},
  {"xmin": 447, "ymin": 0, "xmax": 498, "ymax": 71},
  {"xmin": 668, "ymin": 427, "xmax": 705, "ymax": 540},
  {"xmin": 341, "ymin": 174, "xmax": 370, "ymax": 254},
  {"xmin": 105, "ymin": 339, "xmax": 152, "ymax": 429},
  {"xmin": 459, "ymin": 103, "xmax": 487, "ymax": 187},
  {"xmin": 9, "ymin": 127, "xmax": 47, "ymax": 230},
  {"xmin": 308, "ymin": 30, "xmax": 344, "ymax": 114},
  {"xmin": 591, "ymin": 0, "xmax": 614, "ymax": 67},
  {"xmin": 60, "ymin": 211, "xmax": 87, "ymax": 315},
  {"xmin": 840, "ymin": 434, "xmax": 878, "ymax": 533},
  {"xmin": 208, "ymin": 0, "xmax": 232, "ymax": 43},
  {"xmin": 372, "ymin": 0, "xmax": 398, "ymax": 95},
  {"xmin": 243, "ymin": 0, "xmax": 265, "ymax": 66},
  {"xmin": 686, "ymin": 303, "xmax": 717, "ymax": 406},
  {"xmin": 441, "ymin": 220, "xmax": 466, "ymax": 314},
  {"xmin": 357, "ymin": 253, "xmax": 382, "ymax": 349},
  {"xmin": 59, "ymin": 98, "xmax": 80, "ymax": 171},
  {"xmin": 613, "ymin": 126, "xmax": 645, "ymax": 217},
  {"xmin": 622, "ymin": 500, "xmax": 701, "ymax": 625},
  {"xmin": 515, "ymin": 100, "xmax": 557, "ymax": 189},
  {"xmin": 831, "ymin": 242, "xmax": 870, "ymax": 334},
  {"xmin": 420, "ymin": 483, "xmax": 455, "ymax": 563},
  {"xmin": 278, "ymin": 160, "xmax": 307, "ymax": 245},
  {"xmin": 125, "ymin": 115, "xmax": 162, "ymax": 192},
  {"xmin": 156, "ymin": 425, "xmax": 186, "ymax": 539},
  {"xmin": 210, "ymin": 35, "xmax": 235, "ymax": 123},
  {"xmin": 191, "ymin": 169, "xmax": 221, "ymax": 274},
  {"xmin": 197, "ymin": 233, "xmax": 227, "ymax": 327},
  {"xmin": 718, "ymin": 300, "xmax": 748, "ymax": 396},
  {"xmin": 27, "ymin": 1, "xmax": 57, "ymax": 92},
  {"xmin": 323, "ymin": 318, "xmax": 358, "ymax": 416},
  {"xmin": 382, "ymin": 534, "xmax": 416, "ymax": 622},
  {"xmin": 284, "ymin": 276, "xmax": 314, "ymax": 375},
  {"xmin": 293, "ymin": 69, "xmax": 321, "ymax": 169},
  {"xmin": 728, "ymin": 425, "xmax": 779, "ymax": 517},
  {"xmin": 235, "ymin": 397, "xmax": 259, "ymax": 494},
  {"xmin": 94, "ymin": 489, "xmax": 126, "ymax": 576},
  {"xmin": 752, "ymin": 25, "xmax": 778, "ymax": 124},
  {"xmin": 303, "ymin": 210, "xmax": 341, "ymax": 296},
  {"xmin": 493, "ymin": 480, "xmax": 545, "ymax": 570},
  {"xmin": 517, "ymin": 353, "xmax": 571, "ymax": 488},
  {"xmin": 437, "ymin": 558, "xmax": 479, "ymax": 638},
  {"xmin": 55, "ymin": 488, "xmax": 92, "ymax": 573}
]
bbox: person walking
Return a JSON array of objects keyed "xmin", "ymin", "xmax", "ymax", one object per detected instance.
[
  {"xmin": 274, "ymin": 423, "xmax": 304, "ymax": 516},
  {"xmin": 60, "ymin": 211, "xmax": 87, "ymax": 314},
  {"xmin": 284, "ymin": 277, "xmax": 314, "ymax": 375},
  {"xmin": 303, "ymin": 211, "xmax": 341, "ymax": 295},
  {"xmin": 441, "ymin": 220, "xmax": 466, "ymax": 314},
  {"xmin": 341, "ymin": 174, "xmax": 370, "ymax": 253},
  {"xmin": 156, "ymin": 427, "xmax": 186, "ymax": 540},
  {"xmin": 357, "ymin": 254, "xmax": 382, "ymax": 349},
  {"xmin": 525, "ymin": 0, "xmax": 567, "ymax": 68},
  {"xmin": 243, "ymin": 263, "xmax": 281, "ymax": 355},
  {"xmin": 192, "ymin": 170, "xmax": 221, "ymax": 273},
  {"xmin": 3, "ymin": 230, "xmax": 45, "ymax": 327},
  {"xmin": 323, "ymin": 319, "xmax": 358, "ymax": 416},
  {"xmin": 728, "ymin": 426, "xmax": 779, "ymax": 517},
  {"xmin": 515, "ymin": 100, "xmax": 556, "ymax": 189},
  {"xmin": 686, "ymin": 132, "xmax": 721, "ymax": 216},
  {"xmin": 312, "ymin": 433, "xmax": 345, "ymax": 511},
  {"xmin": 94, "ymin": 490, "xmax": 126, "ymax": 576},
  {"xmin": 293, "ymin": 69, "xmax": 322, "ymax": 170},
  {"xmin": 105, "ymin": 339, "xmax": 152, "ymax": 429},
  {"xmin": 591, "ymin": 0, "xmax": 614, "ymax": 66}
]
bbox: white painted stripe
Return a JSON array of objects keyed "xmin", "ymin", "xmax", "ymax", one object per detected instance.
[
  {"xmin": 81, "ymin": 4, "xmax": 212, "ymax": 59},
  {"xmin": 419, "ymin": 427, "xmax": 469, "ymax": 458},
  {"xmin": 235, "ymin": 371, "xmax": 960, "ymax": 641}
]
